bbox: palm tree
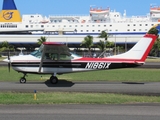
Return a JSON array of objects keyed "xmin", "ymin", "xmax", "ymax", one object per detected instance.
[
  {"xmin": 81, "ymin": 35, "xmax": 94, "ymax": 57},
  {"xmin": 96, "ymin": 40, "xmax": 114, "ymax": 57},
  {"xmin": 37, "ymin": 36, "xmax": 47, "ymax": 45},
  {"xmin": 98, "ymin": 31, "xmax": 111, "ymax": 50},
  {"xmin": 98, "ymin": 31, "xmax": 109, "ymax": 41},
  {"xmin": 106, "ymin": 41, "xmax": 114, "ymax": 48},
  {"xmin": 97, "ymin": 40, "xmax": 105, "ymax": 52}
]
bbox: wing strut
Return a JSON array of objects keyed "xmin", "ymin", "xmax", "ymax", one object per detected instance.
[{"xmin": 38, "ymin": 51, "xmax": 45, "ymax": 73}]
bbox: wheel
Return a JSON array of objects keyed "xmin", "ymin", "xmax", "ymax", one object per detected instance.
[
  {"xmin": 20, "ymin": 77, "xmax": 26, "ymax": 83},
  {"xmin": 50, "ymin": 76, "xmax": 58, "ymax": 84}
]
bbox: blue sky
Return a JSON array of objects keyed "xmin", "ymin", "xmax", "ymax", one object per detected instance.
[{"xmin": 1, "ymin": 0, "xmax": 160, "ymax": 16}]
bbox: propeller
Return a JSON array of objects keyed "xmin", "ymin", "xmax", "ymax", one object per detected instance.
[{"xmin": 8, "ymin": 51, "xmax": 11, "ymax": 72}]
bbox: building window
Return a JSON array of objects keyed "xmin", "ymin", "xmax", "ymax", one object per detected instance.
[
  {"xmin": 110, "ymin": 25, "xmax": 112, "ymax": 27},
  {"xmin": 26, "ymin": 25, "xmax": 28, "ymax": 28},
  {"xmin": 41, "ymin": 25, "xmax": 44, "ymax": 28}
]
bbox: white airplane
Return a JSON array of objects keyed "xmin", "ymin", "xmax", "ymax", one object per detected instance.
[{"xmin": 3, "ymin": 28, "xmax": 158, "ymax": 84}]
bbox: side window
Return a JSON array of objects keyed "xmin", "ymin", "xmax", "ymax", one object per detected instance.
[
  {"xmin": 59, "ymin": 54, "xmax": 72, "ymax": 60},
  {"xmin": 44, "ymin": 53, "xmax": 58, "ymax": 60}
]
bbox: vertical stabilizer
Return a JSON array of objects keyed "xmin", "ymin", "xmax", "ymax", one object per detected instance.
[
  {"xmin": 107, "ymin": 34, "xmax": 157, "ymax": 62},
  {"xmin": 0, "ymin": 0, "xmax": 22, "ymax": 22}
]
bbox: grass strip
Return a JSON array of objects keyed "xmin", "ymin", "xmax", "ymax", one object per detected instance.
[
  {"xmin": 0, "ymin": 92, "xmax": 160, "ymax": 104},
  {"xmin": 1, "ymin": 66, "xmax": 160, "ymax": 82}
]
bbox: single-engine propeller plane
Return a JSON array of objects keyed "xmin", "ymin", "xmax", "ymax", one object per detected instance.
[{"xmin": 3, "ymin": 25, "xmax": 160, "ymax": 84}]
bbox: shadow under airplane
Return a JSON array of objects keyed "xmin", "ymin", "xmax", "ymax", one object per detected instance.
[{"xmin": 45, "ymin": 79, "xmax": 75, "ymax": 87}]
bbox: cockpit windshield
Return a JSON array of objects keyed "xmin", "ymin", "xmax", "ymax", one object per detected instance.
[{"xmin": 30, "ymin": 44, "xmax": 44, "ymax": 58}]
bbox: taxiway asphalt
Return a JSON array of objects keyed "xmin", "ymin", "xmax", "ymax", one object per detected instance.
[
  {"xmin": 0, "ymin": 81, "xmax": 160, "ymax": 96},
  {"xmin": 0, "ymin": 104, "xmax": 160, "ymax": 120}
]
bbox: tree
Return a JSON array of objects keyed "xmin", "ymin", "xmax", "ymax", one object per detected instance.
[
  {"xmin": 97, "ymin": 31, "xmax": 114, "ymax": 55},
  {"xmin": 98, "ymin": 31, "xmax": 109, "ymax": 41},
  {"xmin": 37, "ymin": 36, "xmax": 47, "ymax": 45},
  {"xmin": 148, "ymin": 27, "xmax": 160, "ymax": 56},
  {"xmin": 106, "ymin": 41, "xmax": 114, "ymax": 49},
  {"xmin": 96, "ymin": 40, "xmax": 105, "ymax": 52},
  {"xmin": 150, "ymin": 37, "xmax": 160, "ymax": 56},
  {"xmin": 147, "ymin": 27, "xmax": 159, "ymax": 36},
  {"xmin": 98, "ymin": 31, "xmax": 111, "ymax": 51},
  {"xmin": 97, "ymin": 40, "xmax": 114, "ymax": 52},
  {"xmin": 81, "ymin": 35, "xmax": 94, "ymax": 57},
  {"xmin": 0, "ymin": 41, "xmax": 14, "ymax": 52}
]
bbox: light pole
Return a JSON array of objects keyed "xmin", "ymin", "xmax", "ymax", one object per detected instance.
[
  {"xmin": 125, "ymin": 37, "xmax": 127, "ymax": 52},
  {"xmin": 114, "ymin": 35, "xmax": 116, "ymax": 55}
]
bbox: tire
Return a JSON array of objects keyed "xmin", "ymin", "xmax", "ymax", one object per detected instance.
[
  {"xmin": 50, "ymin": 76, "xmax": 58, "ymax": 84},
  {"xmin": 20, "ymin": 77, "xmax": 26, "ymax": 83}
]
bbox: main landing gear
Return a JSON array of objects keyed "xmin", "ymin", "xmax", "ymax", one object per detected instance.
[
  {"xmin": 19, "ymin": 73, "xmax": 59, "ymax": 84},
  {"xmin": 50, "ymin": 73, "xmax": 58, "ymax": 84},
  {"xmin": 20, "ymin": 73, "xmax": 27, "ymax": 83},
  {"xmin": 50, "ymin": 76, "xmax": 58, "ymax": 84}
]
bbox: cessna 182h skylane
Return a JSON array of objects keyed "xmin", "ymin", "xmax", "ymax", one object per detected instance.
[{"xmin": 3, "ymin": 25, "xmax": 160, "ymax": 84}]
